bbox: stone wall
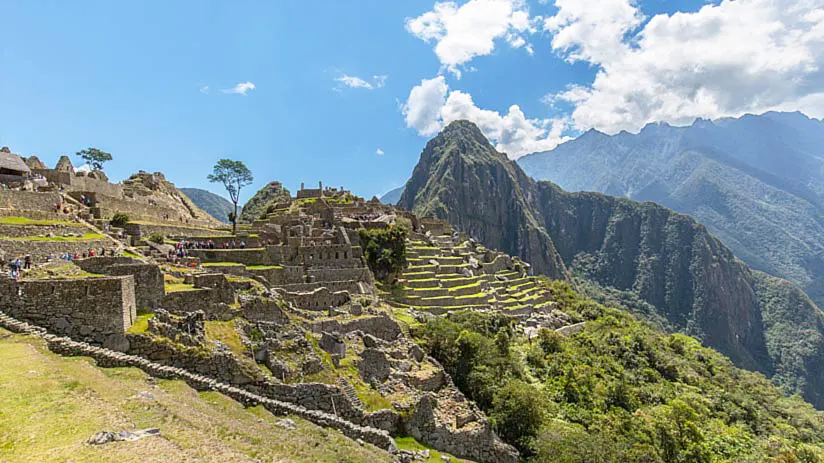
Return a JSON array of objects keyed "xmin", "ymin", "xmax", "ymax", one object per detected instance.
[
  {"xmin": 188, "ymin": 248, "xmax": 269, "ymax": 265},
  {"xmin": 32, "ymin": 169, "xmax": 125, "ymax": 198},
  {"xmin": 307, "ymin": 267, "xmax": 372, "ymax": 283},
  {"xmin": 275, "ymin": 287, "xmax": 351, "ymax": 310},
  {"xmin": 300, "ymin": 244, "xmax": 363, "ymax": 268},
  {"xmin": 0, "ymin": 190, "xmax": 61, "ymax": 212},
  {"xmin": 0, "ymin": 275, "xmax": 136, "ymax": 346},
  {"xmin": 74, "ymin": 257, "xmax": 165, "ymax": 309},
  {"xmin": 0, "ymin": 313, "xmax": 397, "ymax": 452},
  {"xmin": 278, "ymin": 280, "xmax": 365, "ymax": 295},
  {"xmin": 125, "ymin": 222, "xmax": 221, "ymax": 239},
  {"xmin": 0, "ymin": 238, "xmax": 114, "ymax": 265},
  {"xmin": 307, "ymin": 315, "xmax": 402, "ymax": 342}
]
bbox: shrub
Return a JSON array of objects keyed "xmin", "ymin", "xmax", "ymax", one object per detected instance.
[
  {"xmin": 490, "ymin": 379, "xmax": 545, "ymax": 455},
  {"xmin": 110, "ymin": 212, "xmax": 129, "ymax": 228},
  {"xmin": 358, "ymin": 225, "xmax": 407, "ymax": 282},
  {"xmin": 147, "ymin": 233, "xmax": 165, "ymax": 244}
]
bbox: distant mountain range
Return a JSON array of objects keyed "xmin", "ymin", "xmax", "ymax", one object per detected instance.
[
  {"xmin": 399, "ymin": 120, "xmax": 824, "ymax": 408},
  {"xmin": 379, "ymin": 186, "xmax": 405, "ymax": 205},
  {"xmin": 519, "ymin": 111, "xmax": 824, "ymax": 308},
  {"xmin": 180, "ymin": 188, "xmax": 233, "ymax": 223}
]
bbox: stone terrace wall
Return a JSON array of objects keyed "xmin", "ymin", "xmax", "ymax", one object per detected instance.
[
  {"xmin": 307, "ymin": 315, "xmax": 402, "ymax": 342},
  {"xmin": 96, "ymin": 193, "xmax": 213, "ymax": 228},
  {"xmin": 0, "ymin": 275, "xmax": 136, "ymax": 346},
  {"xmin": 0, "ymin": 191, "xmax": 61, "ymax": 212},
  {"xmin": 188, "ymin": 248, "xmax": 269, "ymax": 265},
  {"xmin": 0, "ymin": 238, "xmax": 114, "ymax": 265},
  {"xmin": 128, "ymin": 222, "xmax": 224, "ymax": 238},
  {"xmin": 275, "ymin": 287, "xmax": 351, "ymax": 310},
  {"xmin": 74, "ymin": 257, "xmax": 165, "ymax": 309}
]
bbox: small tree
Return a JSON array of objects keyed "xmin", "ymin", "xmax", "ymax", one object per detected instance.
[
  {"xmin": 207, "ymin": 159, "xmax": 253, "ymax": 234},
  {"xmin": 76, "ymin": 147, "xmax": 113, "ymax": 171}
]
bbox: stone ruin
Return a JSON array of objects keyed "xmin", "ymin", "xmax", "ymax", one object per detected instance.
[{"xmin": 0, "ymin": 178, "xmax": 583, "ymax": 463}]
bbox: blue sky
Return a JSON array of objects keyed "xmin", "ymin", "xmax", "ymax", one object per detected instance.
[{"xmin": 1, "ymin": 0, "xmax": 822, "ymax": 204}]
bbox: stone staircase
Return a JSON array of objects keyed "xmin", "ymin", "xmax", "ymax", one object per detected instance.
[
  {"xmin": 0, "ymin": 311, "xmax": 396, "ymax": 453},
  {"xmin": 336, "ymin": 376, "xmax": 365, "ymax": 409}
]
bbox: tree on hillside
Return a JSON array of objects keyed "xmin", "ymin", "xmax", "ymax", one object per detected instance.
[
  {"xmin": 207, "ymin": 159, "xmax": 253, "ymax": 234},
  {"xmin": 76, "ymin": 147, "xmax": 113, "ymax": 171}
]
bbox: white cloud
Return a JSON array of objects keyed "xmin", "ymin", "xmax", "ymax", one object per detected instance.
[
  {"xmin": 336, "ymin": 74, "xmax": 388, "ymax": 90},
  {"xmin": 376, "ymin": 148, "xmax": 385, "ymax": 155},
  {"xmin": 199, "ymin": 85, "xmax": 210, "ymax": 94},
  {"xmin": 543, "ymin": 0, "xmax": 824, "ymax": 133},
  {"xmin": 222, "ymin": 81, "xmax": 256, "ymax": 95},
  {"xmin": 403, "ymin": 76, "xmax": 572, "ymax": 158},
  {"xmin": 406, "ymin": 0, "xmax": 537, "ymax": 77},
  {"xmin": 402, "ymin": 76, "xmax": 449, "ymax": 136}
]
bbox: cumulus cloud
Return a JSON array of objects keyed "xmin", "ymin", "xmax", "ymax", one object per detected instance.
[
  {"xmin": 406, "ymin": 0, "xmax": 537, "ymax": 77},
  {"xmin": 376, "ymin": 148, "xmax": 385, "ymax": 155},
  {"xmin": 543, "ymin": 0, "xmax": 824, "ymax": 133},
  {"xmin": 403, "ymin": 76, "xmax": 572, "ymax": 158},
  {"xmin": 222, "ymin": 81, "xmax": 256, "ymax": 95},
  {"xmin": 336, "ymin": 74, "xmax": 388, "ymax": 90}
]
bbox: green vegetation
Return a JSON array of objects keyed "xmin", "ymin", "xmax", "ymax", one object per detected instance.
[
  {"xmin": 395, "ymin": 437, "xmax": 466, "ymax": 462},
  {"xmin": 208, "ymin": 158, "xmax": 254, "ymax": 234},
  {"xmin": 246, "ymin": 265, "xmax": 283, "ymax": 270},
  {"xmin": 0, "ymin": 217, "xmax": 78, "ymax": 226},
  {"xmin": 165, "ymin": 282, "xmax": 198, "ymax": 293},
  {"xmin": 76, "ymin": 147, "xmax": 112, "ymax": 170},
  {"xmin": 2, "ymin": 232, "xmax": 106, "ymax": 242},
  {"xmin": 358, "ymin": 225, "xmax": 408, "ymax": 282},
  {"xmin": 126, "ymin": 313, "xmax": 154, "ymax": 334},
  {"xmin": 180, "ymin": 188, "xmax": 233, "ymax": 224},
  {"xmin": 239, "ymin": 181, "xmax": 291, "ymax": 223},
  {"xmin": 202, "ymin": 262, "xmax": 245, "ymax": 267},
  {"xmin": 110, "ymin": 212, "xmax": 130, "ymax": 228},
  {"xmin": 415, "ymin": 281, "xmax": 824, "ymax": 461},
  {"xmin": 147, "ymin": 233, "xmax": 165, "ymax": 244},
  {"xmin": 204, "ymin": 320, "xmax": 245, "ymax": 357},
  {"xmin": 0, "ymin": 329, "xmax": 391, "ymax": 462}
]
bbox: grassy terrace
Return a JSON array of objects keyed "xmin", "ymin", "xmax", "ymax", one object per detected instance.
[
  {"xmin": 164, "ymin": 282, "xmax": 198, "ymax": 293},
  {"xmin": 202, "ymin": 262, "xmax": 245, "ymax": 267},
  {"xmin": 1, "ymin": 233, "xmax": 106, "ymax": 242},
  {"xmin": 0, "ymin": 328, "xmax": 391, "ymax": 463},
  {"xmin": 0, "ymin": 217, "xmax": 79, "ymax": 226},
  {"xmin": 126, "ymin": 313, "xmax": 154, "ymax": 334}
]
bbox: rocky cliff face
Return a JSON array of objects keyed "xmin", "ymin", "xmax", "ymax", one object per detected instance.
[
  {"xmin": 399, "ymin": 120, "xmax": 824, "ymax": 405},
  {"xmin": 518, "ymin": 112, "xmax": 824, "ymax": 310},
  {"xmin": 399, "ymin": 121, "xmax": 567, "ymax": 281}
]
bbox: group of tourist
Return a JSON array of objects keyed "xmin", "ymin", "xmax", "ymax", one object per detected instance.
[
  {"xmin": 178, "ymin": 239, "xmax": 247, "ymax": 250},
  {"xmin": 51, "ymin": 248, "xmax": 115, "ymax": 262},
  {"xmin": 5, "ymin": 255, "xmax": 31, "ymax": 280}
]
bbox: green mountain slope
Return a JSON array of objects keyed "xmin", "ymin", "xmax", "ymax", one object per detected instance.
[
  {"xmin": 399, "ymin": 120, "xmax": 824, "ymax": 408},
  {"xmin": 180, "ymin": 188, "xmax": 233, "ymax": 223},
  {"xmin": 413, "ymin": 286, "xmax": 824, "ymax": 462},
  {"xmin": 239, "ymin": 181, "xmax": 291, "ymax": 223},
  {"xmin": 518, "ymin": 112, "xmax": 824, "ymax": 309}
]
